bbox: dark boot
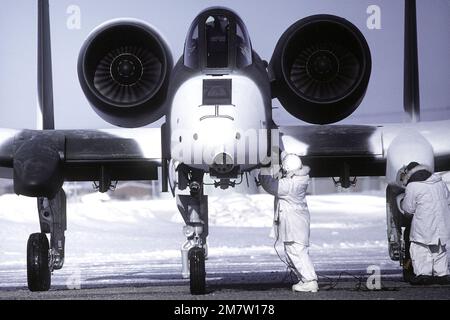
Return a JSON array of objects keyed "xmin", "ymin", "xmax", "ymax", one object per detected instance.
[
  {"xmin": 433, "ymin": 275, "xmax": 450, "ymax": 285},
  {"xmin": 402, "ymin": 258, "xmax": 415, "ymax": 283},
  {"xmin": 409, "ymin": 275, "xmax": 434, "ymax": 285}
]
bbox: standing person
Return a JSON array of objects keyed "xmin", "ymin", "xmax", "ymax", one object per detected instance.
[
  {"xmin": 258, "ymin": 153, "xmax": 318, "ymax": 292},
  {"xmin": 401, "ymin": 162, "xmax": 450, "ymax": 284}
]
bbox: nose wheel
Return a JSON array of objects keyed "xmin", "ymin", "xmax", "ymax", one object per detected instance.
[
  {"xmin": 176, "ymin": 168, "xmax": 209, "ymax": 295},
  {"xmin": 27, "ymin": 233, "xmax": 51, "ymax": 292},
  {"xmin": 189, "ymin": 247, "xmax": 206, "ymax": 295}
]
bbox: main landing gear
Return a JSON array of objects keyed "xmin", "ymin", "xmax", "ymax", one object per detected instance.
[
  {"xmin": 27, "ymin": 189, "xmax": 67, "ymax": 292},
  {"xmin": 176, "ymin": 167, "xmax": 208, "ymax": 295},
  {"xmin": 386, "ymin": 184, "xmax": 414, "ymax": 282}
]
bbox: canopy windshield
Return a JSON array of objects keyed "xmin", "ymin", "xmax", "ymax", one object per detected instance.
[{"xmin": 184, "ymin": 8, "xmax": 252, "ymax": 73}]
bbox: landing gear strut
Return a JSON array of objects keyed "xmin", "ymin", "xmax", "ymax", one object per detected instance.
[
  {"xmin": 386, "ymin": 184, "xmax": 414, "ymax": 282},
  {"xmin": 27, "ymin": 189, "xmax": 67, "ymax": 291},
  {"xmin": 177, "ymin": 169, "xmax": 208, "ymax": 295}
]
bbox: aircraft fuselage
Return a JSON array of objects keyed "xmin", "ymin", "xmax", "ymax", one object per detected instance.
[{"xmin": 166, "ymin": 8, "xmax": 274, "ymax": 178}]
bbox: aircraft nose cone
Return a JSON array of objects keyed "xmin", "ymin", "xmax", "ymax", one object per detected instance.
[{"xmin": 212, "ymin": 153, "xmax": 234, "ymax": 175}]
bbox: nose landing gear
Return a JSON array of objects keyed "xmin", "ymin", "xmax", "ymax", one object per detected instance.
[{"xmin": 177, "ymin": 169, "xmax": 209, "ymax": 295}]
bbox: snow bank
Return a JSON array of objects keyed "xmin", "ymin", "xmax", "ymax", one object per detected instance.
[
  {"xmin": 0, "ymin": 191, "xmax": 386, "ymax": 228},
  {"xmin": 0, "ymin": 191, "xmax": 399, "ymax": 287}
]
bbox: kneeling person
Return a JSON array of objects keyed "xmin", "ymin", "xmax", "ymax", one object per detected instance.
[{"xmin": 401, "ymin": 162, "xmax": 450, "ymax": 284}]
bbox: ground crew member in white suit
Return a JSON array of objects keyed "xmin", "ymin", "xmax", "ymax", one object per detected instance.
[
  {"xmin": 401, "ymin": 162, "xmax": 450, "ymax": 285},
  {"xmin": 258, "ymin": 153, "xmax": 318, "ymax": 292}
]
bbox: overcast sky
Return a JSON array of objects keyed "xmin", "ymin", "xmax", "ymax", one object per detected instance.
[{"xmin": 0, "ymin": 0, "xmax": 449, "ymax": 129}]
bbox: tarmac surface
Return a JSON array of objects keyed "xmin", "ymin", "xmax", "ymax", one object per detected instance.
[{"xmin": 1, "ymin": 263, "xmax": 449, "ymax": 300}]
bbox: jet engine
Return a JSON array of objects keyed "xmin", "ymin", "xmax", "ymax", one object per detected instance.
[
  {"xmin": 78, "ymin": 19, "xmax": 173, "ymax": 128},
  {"xmin": 270, "ymin": 15, "xmax": 372, "ymax": 124}
]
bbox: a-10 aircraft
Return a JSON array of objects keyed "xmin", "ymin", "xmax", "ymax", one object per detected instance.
[{"xmin": 0, "ymin": 0, "xmax": 448, "ymax": 294}]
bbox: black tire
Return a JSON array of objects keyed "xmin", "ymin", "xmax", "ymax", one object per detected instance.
[
  {"xmin": 189, "ymin": 247, "xmax": 206, "ymax": 295},
  {"xmin": 27, "ymin": 233, "xmax": 51, "ymax": 292}
]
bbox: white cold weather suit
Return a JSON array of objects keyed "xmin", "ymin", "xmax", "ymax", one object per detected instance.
[
  {"xmin": 259, "ymin": 167, "xmax": 317, "ymax": 282},
  {"xmin": 402, "ymin": 174, "xmax": 450, "ymax": 276}
]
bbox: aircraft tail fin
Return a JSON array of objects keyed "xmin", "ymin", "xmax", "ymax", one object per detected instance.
[
  {"xmin": 37, "ymin": 0, "xmax": 55, "ymax": 130},
  {"xmin": 403, "ymin": 0, "xmax": 420, "ymax": 122}
]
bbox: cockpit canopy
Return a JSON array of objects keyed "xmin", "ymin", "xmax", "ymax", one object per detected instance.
[{"xmin": 184, "ymin": 7, "xmax": 253, "ymax": 73}]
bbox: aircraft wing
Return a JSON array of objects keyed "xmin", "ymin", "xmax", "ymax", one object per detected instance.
[
  {"xmin": 279, "ymin": 120, "xmax": 450, "ymax": 178},
  {"xmin": 0, "ymin": 128, "xmax": 163, "ymax": 197}
]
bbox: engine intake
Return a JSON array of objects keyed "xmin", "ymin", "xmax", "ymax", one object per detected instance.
[
  {"xmin": 78, "ymin": 19, "xmax": 173, "ymax": 127},
  {"xmin": 270, "ymin": 15, "xmax": 371, "ymax": 124}
]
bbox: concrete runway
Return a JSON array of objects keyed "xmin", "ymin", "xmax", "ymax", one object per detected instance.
[{"xmin": 1, "ymin": 268, "xmax": 449, "ymax": 300}]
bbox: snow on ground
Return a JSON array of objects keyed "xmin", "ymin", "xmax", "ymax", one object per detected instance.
[{"xmin": 0, "ymin": 191, "xmax": 399, "ymax": 288}]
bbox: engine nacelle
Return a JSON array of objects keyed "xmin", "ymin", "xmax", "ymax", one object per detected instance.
[
  {"xmin": 78, "ymin": 19, "xmax": 173, "ymax": 128},
  {"xmin": 270, "ymin": 15, "xmax": 372, "ymax": 124}
]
